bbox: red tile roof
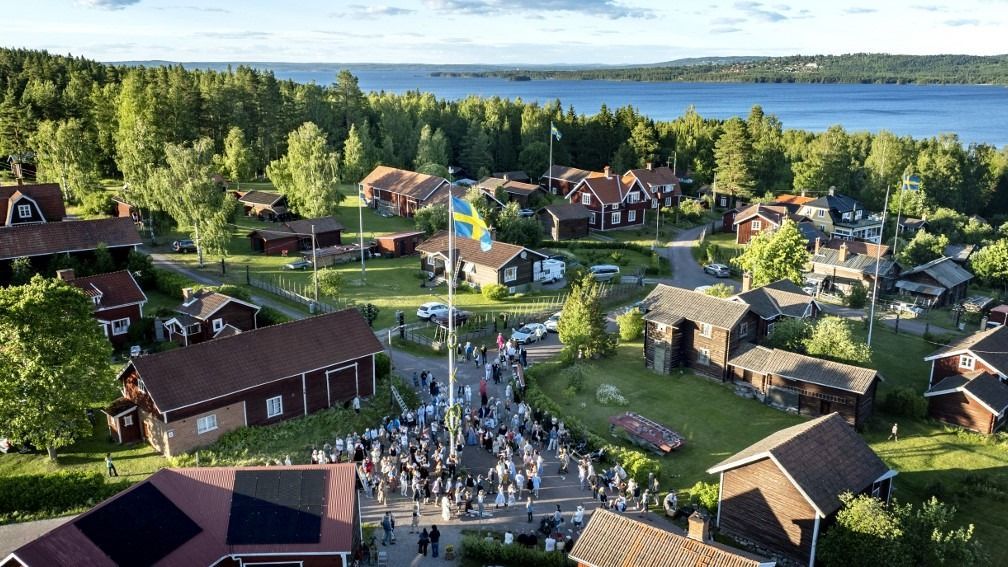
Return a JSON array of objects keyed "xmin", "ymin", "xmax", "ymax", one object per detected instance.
[
  {"xmin": 0, "ymin": 217, "xmax": 142, "ymax": 260},
  {"xmin": 774, "ymin": 194, "xmax": 815, "ymax": 206},
  {"xmin": 624, "ymin": 166, "xmax": 681, "ymax": 198},
  {"xmin": 6, "ymin": 465, "xmax": 357, "ymax": 567},
  {"xmin": 67, "ymin": 270, "xmax": 147, "ymax": 311},
  {"xmin": 360, "ymin": 165, "xmax": 449, "ymax": 202},
  {"xmin": 578, "ymin": 174, "xmax": 626, "ymax": 204},
  {"xmin": 125, "ymin": 310, "xmax": 384, "ymax": 414},
  {"xmin": 0, "ymin": 183, "xmax": 66, "ymax": 222},
  {"xmin": 176, "ymin": 289, "xmax": 259, "ymax": 321}
]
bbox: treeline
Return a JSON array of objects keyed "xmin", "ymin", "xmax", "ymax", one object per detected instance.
[
  {"xmin": 457, "ymin": 53, "xmax": 1008, "ymax": 85},
  {"xmin": 1, "ymin": 48, "xmax": 1007, "ymax": 224}
]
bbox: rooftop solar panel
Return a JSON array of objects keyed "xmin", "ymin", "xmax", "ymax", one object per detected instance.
[
  {"xmin": 226, "ymin": 470, "xmax": 324, "ymax": 545},
  {"xmin": 76, "ymin": 482, "xmax": 202, "ymax": 567}
]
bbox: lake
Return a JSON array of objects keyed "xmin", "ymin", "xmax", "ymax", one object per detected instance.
[{"xmin": 204, "ymin": 64, "xmax": 1008, "ymax": 147}]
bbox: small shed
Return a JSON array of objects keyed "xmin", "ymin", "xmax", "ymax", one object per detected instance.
[
  {"xmin": 307, "ymin": 243, "xmax": 362, "ymax": 267},
  {"xmin": 989, "ymin": 304, "xmax": 1008, "ymax": 326},
  {"xmin": 374, "ymin": 230, "xmax": 426, "ymax": 257},
  {"xmin": 538, "ymin": 203, "xmax": 590, "ymax": 240},
  {"xmin": 104, "ymin": 397, "xmax": 140, "ymax": 444}
]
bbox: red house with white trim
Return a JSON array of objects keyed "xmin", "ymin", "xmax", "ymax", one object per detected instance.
[
  {"xmin": 567, "ymin": 166, "xmax": 648, "ymax": 231},
  {"xmin": 61, "ymin": 268, "xmax": 147, "ymax": 347},
  {"xmin": 923, "ymin": 325, "xmax": 1008, "ymax": 434}
]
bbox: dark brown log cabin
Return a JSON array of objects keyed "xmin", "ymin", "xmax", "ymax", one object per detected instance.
[
  {"xmin": 115, "ymin": 310, "xmax": 384, "ymax": 456},
  {"xmin": 708, "ymin": 413, "xmax": 896, "ymax": 567},
  {"xmin": 359, "ymin": 165, "xmax": 450, "ymax": 218},
  {"xmin": 163, "ymin": 288, "xmax": 260, "ymax": 346},
  {"xmin": 374, "ymin": 230, "xmax": 426, "ymax": 257},
  {"xmin": 896, "ymin": 256, "xmax": 973, "ymax": 308},
  {"xmin": 731, "ymin": 279, "xmax": 820, "ymax": 344},
  {"xmin": 538, "ymin": 203, "xmax": 591, "ymax": 241},
  {"xmin": 923, "ymin": 325, "xmax": 1008, "ymax": 434},
  {"xmin": 417, "ymin": 232, "xmax": 548, "ymax": 292},
  {"xmin": 248, "ymin": 216, "xmax": 344, "ymax": 256},
  {"xmin": 541, "ymin": 164, "xmax": 595, "ymax": 197}
]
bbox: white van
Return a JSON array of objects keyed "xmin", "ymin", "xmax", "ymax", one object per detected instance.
[
  {"xmin": 537, "ymin": 259, "xmax": 566, "ymax": 284},
  {"xmin": 589, "ymin": 264, "xmax": 621, "ymax": 282}
]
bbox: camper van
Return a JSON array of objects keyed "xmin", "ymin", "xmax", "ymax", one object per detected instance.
[{"xmin": 536, "ymin": 259, "xmax": 566, "ymax": 284}]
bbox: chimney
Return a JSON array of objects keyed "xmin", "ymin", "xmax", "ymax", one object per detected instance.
[
  {"xmin": 603, "ymin": 165, "xmax": 611, "ymax": 179},
  {"xmin": 814, "ymin": 237, "xmax": 821, "ymax": 255},
  {"xmin": 838, "ymin": 242, "xmax": 848, "ymax": 263},
  {"xmin": 742, "ymin": 272, "xmax": 752, "ymax": 292},
  {"xmin": 182, "ymin": 287, "xmax": 195, "ymax": 301},
  {"xmin": 828, "ymin": 186, "xmax": 835, "ymax": 197},
  {"xmin": 56, "ymin": 268, "xmax": 75, "ymax": 282},
  {"xmin": 646, "ymin": 162, "xmax": 653, "ymax": 171},
  {"xmin": 687, "ymin": 511, "xmax": 710, "ymax": 543},
  {"xmin": 801, "ymin": 189, "xmax": 806, "ymax": 197}
]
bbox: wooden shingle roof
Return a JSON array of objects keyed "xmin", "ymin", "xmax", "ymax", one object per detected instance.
[
  {"xmin": 360, "ymin": 166, "xmax": 448, "ymax": 201},
  {"xmin": 237, "ymin": 190, "xmax": 285, "ymax": 206},
  {"xmin": 539, "ymin": 203, "xmax": 591, "ymax": 221},
  {"xmin": 925, "ymin": 325, "xmax": 1008, "ymax": 375},
  {"xmin": 569, "ymin": 509, "xmax": 762, "ymax": 567},
  {"xmin": 175, "ymin": 289, "xmax": 259, "ymax": 321},
  {"xmin": 641, "ymin": 284, "xmax": 750, "ymax": 329},
  {"xmin": 68, "ymin": 270, "xmax": 147, "ymax": 310},
  {"xmin": 732, "ymin": 279, "xmax": 816, "ymax": 319},
  {"xmin": 728, "ymin": 344, "xmax": 879, "ymax": 395},
  {"xmin": 416, "ymin": 232, "xmax": 545, "ymax": 271},
  {"xmin": 900, "ymin": 256, "xmax": 973, "ymax": 289},
  {"xmin": 0, "ymin": 217, "xmax": 141, "ymax": 260}
]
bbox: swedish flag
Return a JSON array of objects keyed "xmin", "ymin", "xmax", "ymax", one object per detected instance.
[
  {"xmin": 551, "ymin": 122, "xmax": 562, "ymax": 141},
  {"xmin": 902, "ymin": 174, "xmax": 921, "ymax": 191},
  {"xmin": 451, "ymin": 195, "xmax": 492, "ymax": 252}
]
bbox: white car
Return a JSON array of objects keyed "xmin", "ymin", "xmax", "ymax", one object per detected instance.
[
  {"xmin": 512, "ymin": 323, "xmax": 547, "ymax": 344},
  {"xmin": 417, "ymin": 302, "xmax": 448, "ymax": 320},
  {"xmin": 543, "ymin": 311, "xmax": 562, "ymax": 333}
]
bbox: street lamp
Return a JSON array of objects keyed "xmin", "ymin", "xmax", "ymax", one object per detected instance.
[{"xmin": 653, "ymin": 190, "xmax": 663, "ymax": 250}]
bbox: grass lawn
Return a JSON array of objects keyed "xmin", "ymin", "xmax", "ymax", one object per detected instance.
[
  {"xmin": 851, "ymin": 324, "xmax": 934, "ymax": 394},
  {"xmin": 692, "ymin": 230, "xmax": 744, "ymax": 265}
]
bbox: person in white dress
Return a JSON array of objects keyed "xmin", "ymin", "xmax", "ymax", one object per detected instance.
[{"xmin": 441, "ymin": 495, "xmax": 452, "ymax": 521}]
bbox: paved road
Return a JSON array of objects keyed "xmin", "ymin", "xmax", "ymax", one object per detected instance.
[{"xmin": 659, "ymin": 224, "xmax": 738, "ymax": 292}]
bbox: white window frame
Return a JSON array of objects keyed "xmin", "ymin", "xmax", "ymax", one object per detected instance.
[
  {"xmin": 842, "ymin": 212, "xmax": 851, "ymax": 221},
  {"xmin": 111, "ymin": 318, "xmax": 130, "ymax": 336},
  {"xmin": 611, "ymin": 211, "xmax": 621, "ymax": 225},
  {"xmin": 628, "ymin": 192, "xmax": 639, "ymax": 204},
  {"xmin": 751, "ymin": 220, "xmax": 762, "ymax": 230},
  {"xmin": 651, "ymin": 198, "xmax": 658, "ymax": 208},
  {"xmin": 665, "ymin": 196, "xmax": 672, "ymax": 206},
  {"xmin": 122, "ymin": 415, "xmax": 133, "ymax": 427},
  {"xmin": 196, "ymin": 414, "xmax": 218, "ymax": 435},
  {"xmin": 739, "ymin": 321, "xmax": 749, "ymax": 337},
  {"xmin": 590, "ymin": 212, "xmax": 597, "ymax": 225},
  {"xmin": 855, "ymin": 210, "xmax": 863, "ymax": 220},
  {"xmin": 959, "ymin": 354, "xmax": 976, "ymax": 370},
  {"xmin": 581, "ymin": 193, "xmax": 591, "ymax": 206},
  {"xmin": 767, "ymin": 322, "xmax": 775, "ymax": 337},
  {"xmin": 698, "ymin": 348, "xmax": 711, "ymax": 366},
  {"xmin": 719, "ymin": 197, "xmax": 728, "ymax": 207},
  {"xmin": 17, "ymin": 204, "xmax": 31, "ymax": 218},
  {"xmin": 627, "ymin": 210, "xmax": 637, "ymax": 223},
  {"xmin": 699, "ymin": 322, "xmax": 712, "ymax": 338},
  {"xmin": 266, "ymin": 396, "xmax": 283, "ymax": 418},
  {"xmin": 137, "ymin": 379, "xmax": 147, "ymax": 394},
  {"xmin": 212, "ymin": 318, "xmax": 224, "ymax": 333},
  {"xmin": 871, "ymin": 481, "xmax": 882, "ymax": 499},
  {"xmin": 503, "ymin": 266, "xmax": 518, "ymax": 282}
]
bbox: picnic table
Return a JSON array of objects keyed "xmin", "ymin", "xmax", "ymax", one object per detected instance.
[{"xmin": 608, "ymin": 412, "xmax": 685, "ymax": 455}]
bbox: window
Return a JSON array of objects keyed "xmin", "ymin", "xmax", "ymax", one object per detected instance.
[
  {"xmin": 698, "ymin": 348, "xmax": 711, "ymax": 366},
  {"xmin": 842, "ymin": 212, "xmax": 851, "ymax": 221},
  {"xmin": 959, "ymin": 355, "xmax": 975, "ymax": 370},
  {"xmin": 665, "ymin": 196, "xmax": 672, "ymax": 207},
  {"xmin": 628, "ymin": 192, "xmax": 639, "ymax": 203},
  {"xmin": 266, "ymin": 396, "xmax": 283, "ymax": 418},
  {"xmin": 212, "ymin": 318, "xmax": 224, "ymax": 332},
  {"xmin": 196, "ymin": 414, "xmax": 218, "ymax": 434},
  {"xmin": 817, "ymin": 209, "xmax": 825, "ymax": 218},
  {"xmin": 123, "ymin": 415, "xmax": 133, "ymax": 427},
  {"xmin": 137, "ymin": 379, "xmax": 147, "ymax": 394},
  {"xmin": 627, "ymin": 210, "xmax": 636, "ymax": 223},
  {"xmin": 111, "ymin": 318, "xmax": 130, "ymax": 336},
  {"xmin": 611, "ymin": 212, "xmax": 621, "ymax": 225},
  {"xmin": 855, "ymin": 210, "xmax": 863, "ymax": 220},
  {"xmin": 590, "ymin": 212, "xmax": 597, "ymax": 225},
  {"xmin": 739, "ymin": 321, "xmax": 749, "ymax": 337},
  {"xmin": 581, "ymin": 193, "xmax": 591, "ymax": 206},
  {"xmin": 504, "ymin": 266, "xmax": 518, "ymax": 282},
  {"xmin": 751, "ymin": 220, "xmax": 762, "ymax": 230},
  {"xmin": 651, "ymin": 198, "xmax": 658, "ymax": 208},
  {"xmin": 17, "ymin": 204, "xmax": 31, "ymax": 218},
  {"xmin": 699, "ymin": 322, "xmax": 712, "ymax": 338},
  {"xmin": 719, "ymin": 197, "xmax": 728, "ymax": 207},
  {"xmin": 871, "ymin": 481, "xmax": 882, "ymax": 499},
  {"xmin": 767, "ymin": 322, "xmax": 775, "ymax": 337}
]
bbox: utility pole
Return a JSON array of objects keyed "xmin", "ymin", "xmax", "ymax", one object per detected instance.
[{"xmin": 312, "ymin": 224, "xmax": 319, "ymax": 304}]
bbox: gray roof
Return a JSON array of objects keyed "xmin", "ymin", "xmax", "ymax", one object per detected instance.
[
  {"xmin": 542, "ymin": 165, "xmax": 595, "ymax": 183},
  {"xmin": 727, "ymin": 344, "xmax": 879, "ymax": 394},
  {"xmin": 708, "ymin": 413, "xmax": 891, "ymax": 517},
  {"xmin": 811, "ymin": 247, "xmax": 896, "ymax": 275},
  {"xmin": 641, "ymin": 284, "xmax": 750, "ymax": 329},
  {"xmin": 926, "ymin": 325, "xmax": 1008, "ymax": 374},
  {"xmin": 539, "ymin": 203, "xmax": 591, "ymax": 221},
  {"xmin": 805, "ymin": 194, "xmax": 864, "ymax": 225},
  {"xmin": 733, "ymin": 279, "xmax": 815, "ymax": 319},
  {"xmin": 900, "ymin": 256, "xmax": 973, "ymax": 290},
  {"xmin": 237, "ymin": 190, "xmax": 285, "ymax": 206},
  {"xmin": 943, "ymin": 243, "xmax": 976, "ymax": 262},
  {"xmin": 927, "ymin": 373, "xmax": 1008, "ymax": 414}
]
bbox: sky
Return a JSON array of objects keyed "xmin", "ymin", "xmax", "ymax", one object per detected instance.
[{"xmin": 4, "ymin": 0, "xmax": 1008, "ymax": 65}]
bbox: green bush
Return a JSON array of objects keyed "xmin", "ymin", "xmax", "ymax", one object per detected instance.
[
  {"xmin": 846, "ymin": 282, "xmax": 868, "ymax": 308},
  {"xmin": 482, "ymin": 283, "xmax": 510, "ymax": 301},
  {"xmin": 460, "ymin": 535, "xmax": 574, "ymax": 567},
  {"xmin": 0, "ymin": 471, "xmax": 131, "ymax": 516},
  {"xmin": 563, "ymin": 366, "xmax": 585, "ymax": 393},
  {"xmin": 216, "ymin": 284, "xmax": 252, "ymax": 301},
  {"xmin": 616, "ymin": 308, "xmax": 644, "ymax": 340},
  {"xmin": 258, "ymin": 306, "xmax": 290, "ymax": 326},
  {"xmin": 150, "ymin": 267, "xmax": 197, "ymax": 299},
  {"xmin": 881, "ymin": 386, "xmax": 928, "ymax": 419},
  {"xmin": 688, "ymin": 480, "xmax": 720, "ymax": 513},
  {"xmin": 375, "ymin": 352, "xmax": 391, "ymax": 380}
]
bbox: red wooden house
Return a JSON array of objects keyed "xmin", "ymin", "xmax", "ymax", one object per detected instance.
[
  {"xmin": 248, "ymin": 217, "xmax": 344, "ymax": 256},
  {"xmin": 0, "ymin": 183, "xmax": 65, "ymax": 226},
  {"xmin": 708, "ymin": 413, "xmax": 896, "ymax": 566},
  {"xmin": 567, "ymin": 166, "xmax": 649, "ymax": 231},
  {"xmin": 540, "ymin": 165, "xmax": 596, "ymax": 196},
  {"xmin": 923, "ymin": 325, "xmax": 1008, "ymax": 434},
  {"xmin": 1, "ymin": 465, "xmax": 360, "ymax": 567},
  {"xmin": 623, "ymin": 164, "xmax": 682, "ymax": 209},
  {"xmin": 731, "ymin": 279, "xmax": 820, "ymax": 343},
  {"xmin": 61, "ymin": 268, "xmax": 147, "ymax": 347},
  {"xmin": 113, "ymin": 310, "xmax": 384, "ymax": 456},
  {"xmin": 732, "ymin": 204, "xmax": 793, "ymax": 245},
  {"xmin": 162, "ymin": 288, "xmax": 260, "ymax": 346},
  {"xmin": 373, "ymin": 230, "xmax": 426, "ymax": 257},
  {"xmin": 359, "ymin": 165, "xmax": 450, "ymax": 217}
]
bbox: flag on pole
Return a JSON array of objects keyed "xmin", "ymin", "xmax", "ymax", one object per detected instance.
[
  {"xmin": 451, "ymin": 195, "xmax": 493, "ymax": 251},
  {"xmin": 550, "ymin": 122, "xmax": 562, "ymax": 141},
  {"xmin": 901, "ymin": 174, "xmax": 921, "ymax": 191}
]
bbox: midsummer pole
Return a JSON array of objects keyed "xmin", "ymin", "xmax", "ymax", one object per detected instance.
[
  {"xmin": 549, "ymin": 122, "xmax": 554, "ymax": 194},
  {"xmin": 446, "ymin": 166, "xmax": 460, "ymax": 464}
]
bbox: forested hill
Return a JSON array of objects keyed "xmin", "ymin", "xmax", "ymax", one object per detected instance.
[{"xmin": 438, "ymin": 54, "xmax": 1008, "ymax": 85}]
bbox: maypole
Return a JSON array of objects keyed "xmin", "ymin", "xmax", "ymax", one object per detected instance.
[{"xmin": 445, "ymin": 167, "xmax": 461, "ymax": 463}]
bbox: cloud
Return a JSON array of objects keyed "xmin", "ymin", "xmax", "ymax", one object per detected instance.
[
  {"xmin": 843, "ymin": 6, "xmax": 877, "ymax": 13},
  {"xmin": 945, "ymin": 18, "xmax": 980, "ymax": 25},
  {"xmin": 201, "ymin": 31, "xmax": 273, "ymax": 40},
  {"xmin": 911, "ymin": 4, "xmax": 950, "ymax": 11},
  {"xmin": 733, "ymin": 1, "xmax": 788, "ymax": 22},
  {"xmin": 333, "ymin": 4, "xmax": 416, "ymax": 18},
  {"xmin": 423, "ymin": 0, "xmax": 653, "ymax": 19},
  {"xmin": 710, "ymin": 26, "xmax": 743, "ymax": 33},
  {"xmin": 712, "ymin": 16, "xmax": 745, "ymax": 24},
  {"xmin": 76, "ymin": 0, "xmax": 141, "ymax": 9}
]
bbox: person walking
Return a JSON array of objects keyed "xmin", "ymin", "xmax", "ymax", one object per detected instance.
[
  {"xmin": 411, "ymin": 501, "xmax": 420, "ymax": 533},
  {"xmin": 352, "ymin": 395, "xmax": 361, "ymax": 414},
  {"xmin": 526, "ymin": 496, "xmax": 534, "ymax": 522},
  {"xmin": 418, "ymin": 528, "xmax": 429, "ymax": 556},
  {"xmin": 429, "ymin": 525, "xmax": 441, "ymax": 558},
  {"xmin": 105, "ymin": 453, "xmax": 118, "ymax": 477},
  {"xmin": 888, "ymin": 422, "xmax": 899, "ymax": 441},
  {"xmin": 381, "ymin": 512, "xmax": 393, "ymax": 546}
]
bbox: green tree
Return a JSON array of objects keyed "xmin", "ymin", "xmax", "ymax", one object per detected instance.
[
  {"xmin": 804, "ymin": 316, "xmax": 871, "ymax": 365},
  {"xmin": 677, "ymin": 198, "xmax": 705, "ymax": 220},
  {"xmin": 616, "ymin": 308, "xmax": 644, "ymax": 341},
  {"xmin": 359, "ymin": 303, "xmax": 380, "ymax": 328},
  {"xmin": 971, "ymin": 238, "xmax": 1008, "ymax": 293},
  {"xmin": 557, "ymin": 275, "xmax": 613, "ymax": 359},
  {"xmin": 517, "ymin": 140, "xmax": 549, "ymax": 180},
  {"xmin": 342, "ymin": 121, "xmax": 377, "ymax": 184},
  {"xmin": 90, "ymin": 243, "xmax": 115, "ymax": 276},
  {"xmin": 29, "ymin": 118, "xmax": 101, "ymax": 203},
  {"xmin": 897, "ymin": 230, "xmax": 949, "ymax": 268},
  {"xmin": 151, "ymin": 138, "xmax": 239, "ymax": 265},
  {"xmin": 766, "ymin": 317, "xmax": 812, "ymax": 352},
  {"xmin": 714, "ymin": 117, "xmax": 755, "ymax": 199},
  {"xmin": 731, "ymin": 219, "xmax": 809, "ymax": 287},
  {"xmin": 0, "ymin": 275, "xmax": 115, "ymax": 460},
  {"xmin": 703, "ymin": 283, "xmax": 735, "ymax": 298},
  {"xmin": 315, "ymin": 268, "xmax": 344, "ymax": 297},
  {"xmin": 460, "ymin": 120, "xmax": 492, "ymax": 178},
  {"xmin": 222, "ymin": 126, "xmax": 254, "ymax": 186},
  {"xmin": 115, "ymin": 72, "xmax": 163, "ymax": 211},
  {"xmin": 746, "ymin": 106, "xmax": 790, "ymax": 192},
  {"xmin": 415, "ymin": 124, "xmax": 450, "ymax": 171},
  {"xmin": 414, "ymin": 204, "xmax": 448, "ymax": 236},
  {"xmin": 331, "ymin": 69, "xmax": 368, "ymax": 141},
  {"xmin": 267, "ymin": 122, "xmax": 343, "ymax": 218},
  {"xmin": 10, "ymin": 257, "xmax": 34, "ymax": 285},
  {"xmin": 792, "ymin": 125, "xmax": 856, "ymax": 194},
  {"xmin": 493, "ymin": 201, "xmax": 543, "ymax": 248},
  {"xmin": 628, "ymin": 120, "xmax": 660, "ymax": 167}
]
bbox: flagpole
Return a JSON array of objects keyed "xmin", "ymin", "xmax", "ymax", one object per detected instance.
[
  {"xmin": 549, "ymin": 122, "xmax": 554, "ymax": 194},
  {"xmin": 446, "ymin": 166, "xmax": 458, "ymax": 464},
  {"xmin": 358, "ymin": 185, "xmax": 366, "ymax": 283}
]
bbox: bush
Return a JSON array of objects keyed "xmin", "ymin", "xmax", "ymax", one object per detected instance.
[
  {"xmin": 0, "ymin": 471, "xmax": 131, "ymax": 517},
  {"xmin": 460, "ymin": 535, "xmax": 574, "ymax": 567},
  {"xmin": 688, "ymin": 481, "xmax": 720, "ymax": 514},
  {"xmin": 258, "ymin": 306, "xmax": 290, "ymax": 326},
  {"xmin": 126, "ymin": 251, "xmax": 155, "ymax": 288},
  {"xmin": 616, "ymin": 308, "xmax": 644, "ymax": 341},
  {"xmin": 216, "ymin": 284, "xmax": 252, "ymax": 302},
  {"xmin": 606, "ymin": 445, "xmax": 661, "ymax": 482},
  {"xmin": 151, "ymin": 267, "xmax": 197, "ymax": 298},
  {"xmin": 596, "ymin": 383, "xmax": 629, "ymax": 406},
  {"xmin": 846, "ymin": 282, "xmax": 868, "ymax": 308},
  {"xmin": 563, "ymin": 366, "xmax": 585, "ymax": 394},
  {"xmin": 482, "ymin": 283, "xmax": 509, "ymax": 301},
  {"xmin": 375, "ymin": 352, "xmax": 391, "ymax": 380},
  {"xmin": 881, "ymin": 386, "xmax": 928, "ymax": 419}
]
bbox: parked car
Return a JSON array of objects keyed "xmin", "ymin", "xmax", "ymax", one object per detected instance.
[
  {"xmin": 703, "ymin": 263, "xmax": 731, "ymax": 278},
  {"xmin": 284, "ymin": 258, "xmax": 312, "ymax": 270},
  {"xmin": 518, "ymin": 208, "xmax": 536, "ymax": 218},
  {"xmin": 432, "ymin": 308, "xmax": 470, "ymax": 326},
  {"xmin": 172, "ymin": 239, "xmax": 196, "ymax": 253},
  {"xmin": 543, "ymin": 311, "xmax": 562, "ymax": 333},
  {"xmin": 537, "ymin": 259, "xmax": 566, "ymax": 284},
  {"xmin": 693, "ymin": 285, "xmax": 713, "ymax": 294},
  {"xmin": 894, "ymin": 302, "xmax": 925, "ymax": 316},
  {"xmin": 417, "ymin": 301, "xmax": 448, "ymax": 320},
  {"xmin": 589, "ymin": 264, "xmax": 621, "ymax": 282},
  {"xmin": 512, "ymin": 323, "xmax": 547, "ymax": 344}
]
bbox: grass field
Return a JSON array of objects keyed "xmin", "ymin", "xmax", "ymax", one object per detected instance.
[{"xmin": 692, "ymin": 230, "xmax": 745, "ymax": 265}]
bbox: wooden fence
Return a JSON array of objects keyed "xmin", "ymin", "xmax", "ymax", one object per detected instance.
[{"xmin": 247, "ymin": 273, "xmax": 354, "ymax": 314}]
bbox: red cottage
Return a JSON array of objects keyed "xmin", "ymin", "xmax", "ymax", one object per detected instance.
[
  {"xmin": 359, "ymin": 165, "xmax": 450, "ymax": 218},
  {"xmin": 540, "ymin": 165, "xmax": 596, "ymax": 197},
  {"xmin": 0, "ymin": 183, "xmax": 65, "ymax": 226},
  {"xmin": 623, "ymin": 164, "xmax": 682, "ymax": 209},
  {"xmin": 60, "ymin": 268, "xmax": 147, "ymax": 346},
  {"xmin": 162, "ymin": 288, "xmax": 261, "ymax": 346},
  {"xmin": 567, "ymin": 166, "xmax": 648, "ymax": 231},
  {"xmin": 923, "ymin": 325, "xmax": 1008, "ymax": 434}
]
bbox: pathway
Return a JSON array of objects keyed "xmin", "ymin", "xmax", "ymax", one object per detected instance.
[{"xmin": 658, "ymin": 224, "xmax": 738, "ymax": 292}]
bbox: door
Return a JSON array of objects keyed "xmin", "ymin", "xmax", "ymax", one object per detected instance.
[{"xmin": 652, "ymin": 344, "xmax": 668, "ymax": 374}]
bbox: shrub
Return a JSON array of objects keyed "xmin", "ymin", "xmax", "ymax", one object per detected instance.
[
  {"xmin": 688, "ymin": 481, "xmax": 720, "ymax": 514},
  {"xmin": 460, "ymin": 535, "xmax": 574, "ymax": 567},
  {"xmin": 375, "ymin": 352, "xmax": 391, "ymax": 380},
  {"xmin": 596, "ymin": 383, "xmax": 628, "ymax": 406},
  {"xmin": 616, "ymin": 308, "xmax": 644, "ymax": 341},
  {"xmin": 706, "ymin": 243, "xmax": 720, "ymax": 264},
  {"xmin": 126, "ymin": 251, "xmax": 155, "ymax": 288},
  {"xmin": 881, "ymin": 386, "xmax": 928, "ymax": 419},
  {"xmin": 846, "ymin": 282, "xmax": 868, "ymax": 308},
  {"xmin": 610, "ymin": 250, "xmax": 624, "ymax": 264},
  {"xmin": 606, "ymin": 445, "xmax": 661, "ymax": 482},
  {"xmin": 215, "ymin": 284, "xmax": 252, "ymax": 301},
  {"xmin": 258, "ymin": 306, "xmax": 290, "ymax": 326},
  {"xmin": 151, "ymin": 267, "xmax": 197, "ymax": 299},
  {"xmin": 482, "ymin": 283, "xmax": 509, "ymax": 301},
  {"xmin": 0, "ymin": 471, "xmax": 131, "ymax": 517},
  {"xmin": 563, "ymin": 366, "xmax": 585, "ymax": 393}
]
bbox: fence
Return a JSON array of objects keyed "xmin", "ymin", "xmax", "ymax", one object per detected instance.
[{"xmin": 247, "ymin": 273, "xmax": 355, "ymax": 314}]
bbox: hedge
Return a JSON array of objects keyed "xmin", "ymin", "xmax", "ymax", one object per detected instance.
[
  {"xmin": 150, "ymin": 267, "xmax": 196, "ymax": 298},
  {"xmin": 0, "ymin": 471, "xmax": 131, "ymax": 518},
  {"xmin": 460, "ymin": 535, "xmax": 574, "ymax": 567},
  {"xmin": 543, "ymin": 240, "xmax": 653, "ymax": 254}
]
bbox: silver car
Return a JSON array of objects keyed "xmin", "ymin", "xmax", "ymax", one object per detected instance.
[
  {"xmin": 512, "ymin": 323, "xmax": 547, "ymax": 344},
  {"xmin": 416, "ymin": 301, "xmax": 448, "ymax": 320},
  {"xmin": 543, "ymin": 311, "xmax": 562, "ymax": 332}
]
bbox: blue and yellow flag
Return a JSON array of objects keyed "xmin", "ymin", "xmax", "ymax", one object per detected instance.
[
  {"xmin": 550, "ymin": 122, "xmax": 562, "ymax": 141},
  {"xmin": 901, "ymin": 174, "xmax": 921, "ymax": 191},
  {"xmin": 451, "ymin": 195, "xmax": 492, "ymax": 251}
]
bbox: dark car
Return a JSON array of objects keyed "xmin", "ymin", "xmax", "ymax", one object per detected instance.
[
  {"xmin": 172, "ymin": 239, "xmax": 197, "ymax": 253},
  {"xmin": 432, "ymin": 309, "xmax": 470, "ymax": 327}
]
